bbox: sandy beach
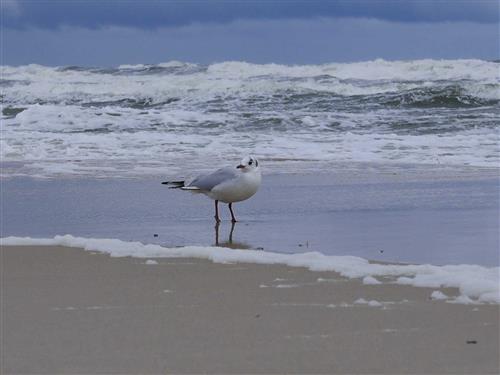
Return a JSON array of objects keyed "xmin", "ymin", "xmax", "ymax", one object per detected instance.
[
  {"xmin": 2, "ymin": 245, "xmax": 499, "ymax": 374},
  {"xmin": 2, "ymin": 167, "xmax": 499, "ymax": 373}
]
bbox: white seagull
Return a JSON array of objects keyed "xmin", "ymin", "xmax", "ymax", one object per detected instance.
[{"xmin": 162, "ymin": 156, "xmax": 261, "ymax": 222}]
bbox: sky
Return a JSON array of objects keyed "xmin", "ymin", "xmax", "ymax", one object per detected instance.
[{"xmin": 1, "ymin": 0, "xmax": 499, "ymax": 66}]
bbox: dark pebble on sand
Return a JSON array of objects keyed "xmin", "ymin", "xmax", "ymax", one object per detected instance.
[{"xmin": 466, "ymin": 340, "xmax": 477, "ymax": 344}]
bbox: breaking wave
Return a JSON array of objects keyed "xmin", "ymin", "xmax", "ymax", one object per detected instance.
[{"xmin": 1, "ymin": 59, "xmax": 499, "ymax": 177}]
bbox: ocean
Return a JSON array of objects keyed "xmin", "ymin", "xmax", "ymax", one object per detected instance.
[{"xmin": 1, "ymin": 59, "xmax": 499, "ymax": 178}]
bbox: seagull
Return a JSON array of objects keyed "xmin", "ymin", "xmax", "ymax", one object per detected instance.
[{"xmin": 162, "ymin": 156, "xmax": 261, "ymax": 222}]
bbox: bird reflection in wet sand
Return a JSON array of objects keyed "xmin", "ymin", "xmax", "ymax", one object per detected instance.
[{"xmin": 214, "ymin": 222, "xmax": 251, "ymax": 249}]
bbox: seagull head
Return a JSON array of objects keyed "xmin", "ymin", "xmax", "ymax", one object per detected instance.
[{"xmin": 236, "ymin": 156, "xmax": 259, "ymax": 172}]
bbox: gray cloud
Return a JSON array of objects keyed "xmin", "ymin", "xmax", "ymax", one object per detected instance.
[{"xmin": 3, "ymin": 0, "xmax": 499, "ymax": 30}]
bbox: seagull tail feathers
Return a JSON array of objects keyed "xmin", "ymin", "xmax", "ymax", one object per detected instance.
[{"xmin": 161, "ymin": 180, "xmax": 185, "ymax": 189}]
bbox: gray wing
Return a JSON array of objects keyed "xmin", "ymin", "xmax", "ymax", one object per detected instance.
[{"xmin": 187, "ymin": 167, "xmax": 238, "ymax": 191}]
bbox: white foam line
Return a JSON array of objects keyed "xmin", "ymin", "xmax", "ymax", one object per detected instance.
[{"xmin": 2, "ymin": 235, "xmax": 499, "ymax": 304}]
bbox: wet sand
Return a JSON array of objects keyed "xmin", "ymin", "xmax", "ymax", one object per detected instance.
[
  {"xmin": 2, "ymin": 245, "xmax": 499, "ymax": 374},
  {"xmin": 3, "ymin": 167, "xmax": 499, "ymax": 266}
]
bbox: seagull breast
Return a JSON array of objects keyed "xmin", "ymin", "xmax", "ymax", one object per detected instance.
[{"xmin": 209, "ymin": 171, "xmax": 261, "ymax": 203}]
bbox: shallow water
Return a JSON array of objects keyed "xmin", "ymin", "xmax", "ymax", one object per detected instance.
[{"xmin": 3, "ymin": 168, "xmax": 498, "ymax": 266}]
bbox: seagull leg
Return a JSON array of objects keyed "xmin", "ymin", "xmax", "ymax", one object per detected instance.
[
  {"xmin": 228, "ymin": 203, "xmax": 237, "ymax": 223},
  {"xmin": 214, "ymin": 200, "xmax": 221, "ymax": 222},
  {"xmin": 214, "ymin": 221, "xmax": 220, "ymax": 245},
  {"xmin": 229, "ymin": 221, "xmax": 236, "ymax": 243}
]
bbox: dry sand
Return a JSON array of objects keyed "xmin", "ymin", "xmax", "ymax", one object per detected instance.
[{"xmin": 2, "ymin": 245, "xmax": 499, "ymax": 374}]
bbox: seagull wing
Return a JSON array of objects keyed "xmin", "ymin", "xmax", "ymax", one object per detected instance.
[{"xmin": 186, "ymin": 167, "xmax": 238, "ymax": 192}]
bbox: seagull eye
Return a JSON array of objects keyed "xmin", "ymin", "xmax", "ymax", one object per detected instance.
[{"xmin": 248, "ymin": 160, "xmax": 253, "ymax": 165}]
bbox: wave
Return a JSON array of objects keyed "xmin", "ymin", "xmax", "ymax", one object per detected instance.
[
  {"xmin": 5, "ymin": 58, "xmax": 497, "ymax": 79},
  {"xmin": 382, "ymin": 85, "xmax": 499, "ymax": 108},
  {"xmin": 1, "ymin": 60, "xmax": 497, "ymax": 107},
  {"xmin": 80, "ymin": 97, "xmax": 181, "ymax": 109},
  {"xmin": 205, "ymin": 59, "xmax": 498, "ymax": 82},
  {"xmin": 1, "ymin": 59, "xmax": 499, "ymax": 176}
]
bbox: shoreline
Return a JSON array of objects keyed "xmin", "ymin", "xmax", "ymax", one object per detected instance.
[
  {"xmin": 3, "ymin": 236, "xmax": 500, "ymax": 305},
  {"xmin": 2, "ymin": 244, "xmax": 499, "ymax": 374},
  {"xmin": 3, "ymin": 170, "xmax": 499, "ymax": 267}
]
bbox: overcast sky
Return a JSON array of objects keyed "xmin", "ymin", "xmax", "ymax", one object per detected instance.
[{"xmin": 2, "ymin": 0, "xmax": 499, "ymax": 66}]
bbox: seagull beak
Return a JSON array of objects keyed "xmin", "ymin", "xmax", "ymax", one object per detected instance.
[{"xmin": 236, "ymin": 164, "xmax": 245, "ymax": 169}]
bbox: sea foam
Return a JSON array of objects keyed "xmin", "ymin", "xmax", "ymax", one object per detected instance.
[
  {"xmin": 2, "ymin": 59, "xmax": 498, "ymax": 178},
  {"xmin": 2, "ymin": 235, "xmax": 499, "ymax": 304}
]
